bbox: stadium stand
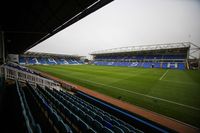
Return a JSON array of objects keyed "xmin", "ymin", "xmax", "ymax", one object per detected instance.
[
  {"xmin": 0, "ymin": 63, "xmax": 174, "ymax": 133},
  {"xmin": 0, "ymin": 80, "xmax": 42, "ymax": 132},
  {"xmin": 19, "ymin": 52, "xmax": 84, "ymax": 65},
  {"xmin": 91, "ymin": 42, "xmax": 190, "ymax": 70},
  {"xmin": 1, "ymin": 0, "xmax": 199, "ymax": 132}
]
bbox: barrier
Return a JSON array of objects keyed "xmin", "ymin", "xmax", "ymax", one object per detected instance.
[{"xmin": 1, "ymin": 65, "xmax": 59, "ymax": 89}]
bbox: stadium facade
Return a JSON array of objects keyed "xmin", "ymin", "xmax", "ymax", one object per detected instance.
[{"xmin": 91, "ymin": 42, "xmax": 191, "ymax": 70}]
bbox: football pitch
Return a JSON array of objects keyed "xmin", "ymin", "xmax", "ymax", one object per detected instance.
[{"xmin": 29, "ymin": 65, "xmax": 200, "ymax": 128}]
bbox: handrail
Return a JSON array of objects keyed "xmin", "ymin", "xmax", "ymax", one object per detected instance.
[{"xmin": 2, "ymin": 65, "xmax": 59, "ymax": 89}]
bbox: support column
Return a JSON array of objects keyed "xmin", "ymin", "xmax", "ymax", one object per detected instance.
[{"xmin": 0, "ymin": 31, "xmax": 5, "ymax": 64}]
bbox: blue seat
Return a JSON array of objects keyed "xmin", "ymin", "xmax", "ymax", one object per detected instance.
[
  {"xmin": 104, "ymin": 115, "xmax": 112, "ymax": 122},
  {"xmin": 125, "ymin": 123, "xmax": 136, "ymax": 131},
  {"xmin": 132, "ymin": 128, "xmax": 144, "ymax": 133},
  {"xmin": 79, "ymin": 119, "xmax": 89, "ymax": 132},
  {"xmin": 85, "ymin": 114, "xmax": 93, "ymax": 126},
  {"xmin": 95, "ymin": 115, "xmax": 103, "ymax": 123},
  {"xmin": 89, "ymin": 111, "xmax": 96, "ymax": 119},
  {"xmin": 59, "ymin": 104, "xmax": 65, "ymax": 112},
  {"xmin": 73, "ymin": 107, "xmax": 80, "ymax": 114},
  {"xmin": 79, "ymin": 110, "xmax": 86, "ymax": 119},
  {"xmin": 102, "ymin": 126, "xmax": 114, "ymax": 133},
  {"xmin": 102, "ymin": 120, "xmax": 113, "ymax": 129},
  {"xmin": 129, "ymin": 130, "xmax": 136, "ymax": 133},
  {"xmin": 120, "ymin": 124, "xmax": 130, "ymax": 133},
  {"xmin": 111, "ymin": 119, "xmax": 120, "ymax": 127},
  {"xmin": 113, "ymin": 125, "xmax": 125, "ymax": 133},
  {"xmin": 88, "ymin": 128, "xmax": 97, "ymax": 133},
  {"xmin": 64, "ymin": 107, "xmax": 71, "ymax": 118},
  {"xmin": 58, "ymin": 120, "xmax": 72, "ymax": 133},
  {"xmin": 51, "ymin": 112, "xmax": 60, "ymax": 123},
  {"xmin": 93, "ymin": 120, "xmax": 103, "ymax": 132},
  {"xmin": 71, "ymin": 113, "xmax": 79, "ymax": 124}
]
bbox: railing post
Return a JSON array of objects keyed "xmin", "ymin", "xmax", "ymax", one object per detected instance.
[{"xmin": 4, "ymin": 67, "xmax": 7, "ymax": 79}]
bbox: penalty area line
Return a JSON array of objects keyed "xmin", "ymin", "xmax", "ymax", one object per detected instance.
[
  {"xmin": 55, "ymin": 72, "xmax": 200, "ymax": 111},
  {"xmin": 74, "ymin": 77, "xmax": 200, "ymax": 111},
  {"xmin": 159, "ymin": 69, "xmax": 169, "ymax": 80}
]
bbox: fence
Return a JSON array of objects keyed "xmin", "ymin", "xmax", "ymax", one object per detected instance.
[{"xmin": 1, "ymin": 65, "xmax": 60, "ymax": 89}]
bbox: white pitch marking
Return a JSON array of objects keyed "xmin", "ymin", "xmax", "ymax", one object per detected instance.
[
  {"xmin": 159, "ymin": 69, "xmax": 169, "ymax": 80},
  {"xmin": 51, "ymin": 69, "xmax": 200, "ymax": 111},
  {"xmin": 73, "ymin": 77, "xmax": 200, "ymax": 111}
]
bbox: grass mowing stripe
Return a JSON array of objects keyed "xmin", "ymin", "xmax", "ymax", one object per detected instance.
[
  {"xmin": 54, "ymin": 71, "xmax": 200, "ymax": 111},
  {"xmin": 82, "ymin": 79, "xmax": 200, "ymax": 111},
  {"xmin": 29, "ymin": 65, "xmax": 200, "ymax": 127},
  {"xmin": 161, "ymin": 79, "xmax": 199, "ymax": 85}
]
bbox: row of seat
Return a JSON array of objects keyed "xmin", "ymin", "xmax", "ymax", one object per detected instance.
[
  {"xmin": 16, "ymin": 81, "xmax": 42, "ymax": 133},
  {"xmin": 37, "ymin": 85, "xmax": 97, "ymax": 133},
  {"xmin": 95, "ymin": 54, "xmax": 186, "ymax": 60},
  {"xmin": 46, "ymin": 87, "xmax": 143, "ymax": 133},
  {"xmin": 93, "ymin": 61, "xmax": 186, "ymax": 69},
  {"xmin": 19, "ymin": 56, "xmax": 83, "ymax": 65},
  {"xmin": 28, "ymin": 83, "xmax": 73, "ymax": 133}
]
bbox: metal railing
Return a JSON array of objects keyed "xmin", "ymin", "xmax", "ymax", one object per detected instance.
[{"xmin": 1, "ymin": 65, "xmax": 59, "ymax": 89}]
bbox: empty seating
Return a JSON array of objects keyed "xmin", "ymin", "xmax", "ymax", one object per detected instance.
[
  {"xmin": 113, "ymin": 125, "xmax": 125, "ymax": 133},
  {"xmin": 19, "ymin": 55, "xmax": 83, "ymax": 65},
  {"xmin": 27, "ymin": 84, "xmax": 73, "ymax": 133},
  {"xmin": 54, "ymin": 88, "xmax": 145, "ymax": 132},
  {"xmin": 93, "ymin": 120, "xmax": 104, "ymax": 132},
  {"xmin": 102, "ymin": 126, "xmax": 114, "ymax": 133},
  {"xmin": 12, "ymin": 82, "xmax": 171, "ymax": 133},
  {"xmin": 93, "ymin": 54, "xmax": 187, "ymax": 69}
]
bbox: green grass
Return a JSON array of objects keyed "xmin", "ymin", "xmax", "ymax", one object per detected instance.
[{"xmin": 29, "ymin": 65, "xmax": 200, "ymax": 128}]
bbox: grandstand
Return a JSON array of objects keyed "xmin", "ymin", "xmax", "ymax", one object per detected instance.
[
  {"xmin": 1, "ymin": 62, "xmax": 171, "ymax": 133},
  {"xmin": 19, "ymin": 52, "xmax": 84, "ymax": 65},
  {"xmin": 1, "ymin": 0, "xmax": 200, "ymax": 133},
  {"xmin": 91, "ymin": 42, "xmax": 191, "ymax": 70}
]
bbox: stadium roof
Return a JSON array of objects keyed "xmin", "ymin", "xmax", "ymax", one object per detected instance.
[
  {"xmin": 1, "ymin": 0, "xmax": 113, "ymax": 54},
  {"xmin": 23, "ymin": 51, "xmax": 84, "ymax": 58},
  {"xmin": 91, "ymin": 42, "xmax": 191, "ymax": 55}
]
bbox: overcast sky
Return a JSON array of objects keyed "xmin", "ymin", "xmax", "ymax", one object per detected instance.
[{"xmin": 29, "ymin": 0, "xmax": 200, "ymax": 58}]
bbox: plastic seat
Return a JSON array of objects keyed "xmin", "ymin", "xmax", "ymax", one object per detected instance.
[
  {"xmin": 73, "ymin": 107, "xmax": 80, "ymax": 114},
  {"xmin": 113, "ymin": 125, "xmax": 125, "ymax": 133},
  {"xmin": 58, "ymin": 120, "xmax": 72, "ymax": 133},
  {"xmin": 85, "ymin": 114, "xmax": 93, "ymax": 126},
  {"xmin": 64, "ymin": 107, "xmax": 71, "ymax": 118},
  {"xmin": 102, "ymin": 126, "xmax": 114, "ymax": 133},
  {"xmin": 59, "ymin": 104, "xmax": 65, "ymax": 112},
  {"xmin": 79, "ymin": 105, "xmax": 84, "ymax": 110},
  {"xmin": 111, "ymin": 119, "xmax": 120, "ymax": 127},
  {"xmin": 120, "ymin": 124, "xmax": 130, "ymax": 133},
  {"xmin": 95, "ymin": 115, "xmax": 103, "ymax": 123},
  {"xmin": 129, "ymin": 130, "xmax": 136, "ymax": 133},
  {"xmin": 104, "ymin": 115, "xmax": 112, "ymax": 122},
  {"xmin": 88, "ymin": 111, "xmax": 96, "ymax": 119},
  {"xmin": 132, "ymin": 128, "xmax": 144, "ymax": 133},
  {"xmin": 93, "ymin": 120, "xmax": 103, "ymax": 132},
  {"xmin": 125, "ymin": 123, "xmax": 136, "ymax": 131},
  {"xmin": 84, "ymin": 108, "xmax": 90, "ymax": 114},
  {"xmin": 51, "ymin": 112, "xmax": 59, "ymax": 123},
  {"xmin": 79, "ymin": 110, "xmax": 86, "ymax": 119},
  {"xmin": 79, "ymin": 119, "xmax": 89, "ymax": 132},
  {"xmin": 88, "ymin": 128, "xmax": 97, "ymax": 133},
  {"xmin": 71, "ymin": 113, "xmax": 79, "ymax": 124},
  {"xmin": 102, "ymin": 120, "xmax": 113, "ymax": 129}
]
